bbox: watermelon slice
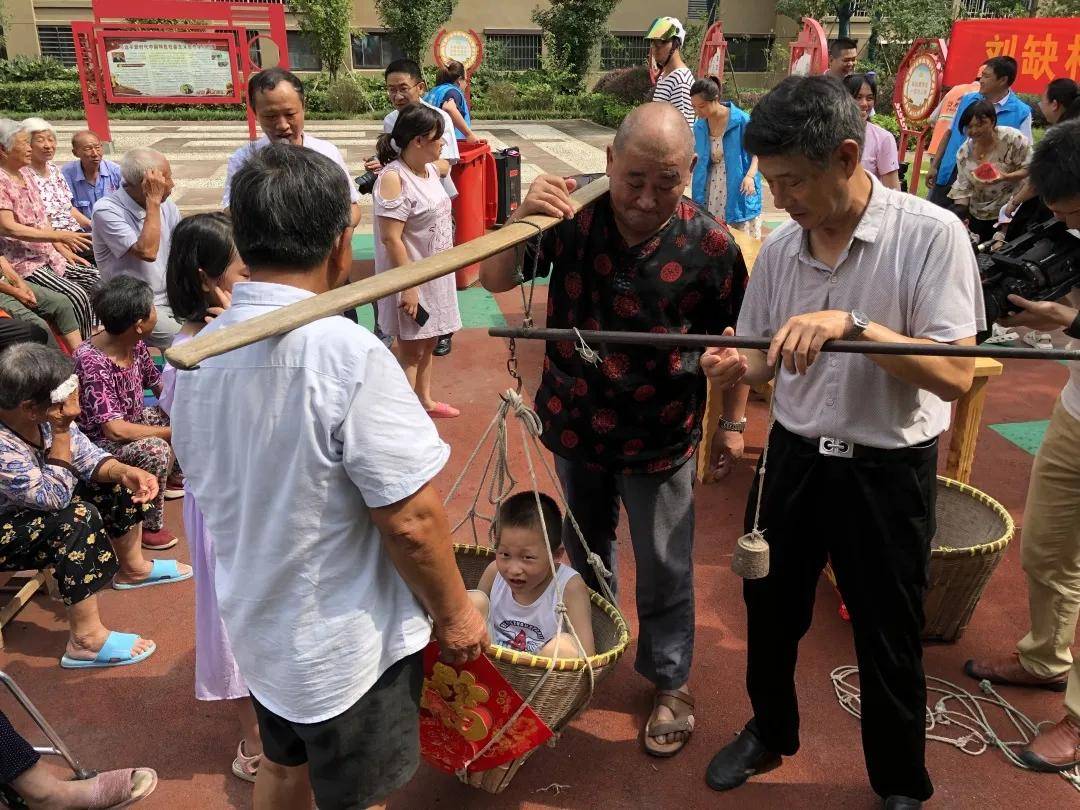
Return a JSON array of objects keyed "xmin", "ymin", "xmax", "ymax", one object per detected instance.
[{"xmin": 973, "ymin": 162, "xmax": 1001, "ymax": 182}]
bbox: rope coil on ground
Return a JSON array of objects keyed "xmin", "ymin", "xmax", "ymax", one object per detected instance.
[{"xmin": 831, "ymin": 665, "xmax": 1080, "ymax": 793}]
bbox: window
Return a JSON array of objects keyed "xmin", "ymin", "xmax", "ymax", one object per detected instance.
[
  {"xmin": 485, "ymin": 33, "xmax": 542, "ymax": 71},
  {"xmin": 849, "ymin": 0, "xmax": 873, "ymax": 16},
  {"xmin": 687, "ymin": 0, "xmax": 710, "ymax": 20},
  {"xmin": 351, "ymin": 31, "xmax": 405, "ymax": 69},
  {"xmin": 37, "ymin": 25, "xmax": 76, "ymax": 67},
  {"xmin": 286, "ymin": 30, "xmax": 320, "ymax": 71},
  {"xmin": 960, "ymin": 0, "xmax": 1033, "ymax": 16},
  {"xmin": 726, "ymin": 35, "xmax": 773, "ymax": 73},
  {"xmin": 601, "ymin": 35, "xmax": 648, "ymax": 70}
]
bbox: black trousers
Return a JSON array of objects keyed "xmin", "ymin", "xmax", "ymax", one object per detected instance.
[{"xmin": 743, "ymin": 423, "xmax": 936, "ymax": 801}]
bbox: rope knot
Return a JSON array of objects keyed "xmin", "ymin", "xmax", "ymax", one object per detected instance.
[
  {"xmin": 554, "ymin": 601, "xmax": 567, "ymax": 616},
  {"xmin": 585, "ymin": 552, "xmax": 613, "ymax": 579},
  {"xmin": 573, "ymin": 328, "xmax": 601, "ymax": 366}
]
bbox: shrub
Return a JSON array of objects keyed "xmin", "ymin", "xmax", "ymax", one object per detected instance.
[
  {"xmin": 323, "ymin": 76, "xmax": 373, "ymax": 115},
  {"xmin": 0, "ymin": 57, "xmax": 78, "ymax": 82},
  {"xmin": 871, "ymin": 112, "xmax": 900, "ymax": 143},
  {"xmin": 483, "ymin": 81, "xmax": 520, "ymax": 111},
  {"xmin": 592, "ymin": 67, "xmax": 652, "ymax": 104},
  {"xmin": 0, "ymin": 80, "xmax": 83, "ymax": 112}
]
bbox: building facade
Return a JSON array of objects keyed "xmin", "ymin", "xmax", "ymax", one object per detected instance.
[{"xmin": 4, "ymin": 0, "xmax": 784, "ymax": 82}]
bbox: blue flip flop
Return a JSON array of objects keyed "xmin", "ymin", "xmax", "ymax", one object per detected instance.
[
  {"xmin": 60, "ymin": 631, "xmax": 156, "ymax": 669},
  {"xmin": 112, "ymin": 558, "xmax": 192, "ymax": 590}
]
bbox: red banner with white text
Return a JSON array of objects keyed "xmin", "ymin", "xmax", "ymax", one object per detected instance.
[{"xmin": 943, "ymin": 18, "xmax": 1080, "ymax": 93}]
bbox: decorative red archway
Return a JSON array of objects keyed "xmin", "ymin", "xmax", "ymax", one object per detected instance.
[{"xmin": 73, "ymin": 0, "xmax": 289, "ymax": 145}]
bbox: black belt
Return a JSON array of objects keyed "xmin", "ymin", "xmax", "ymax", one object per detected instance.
[{"xmin": 774, "ymin": 423, "xmax": 937, "ymax": 460}]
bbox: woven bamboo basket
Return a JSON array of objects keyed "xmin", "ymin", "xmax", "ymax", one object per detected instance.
[
  {"xmin": 923, "ymin": 477, "xmax": 1014, "ymax": 643},
  {"xmin": 453, "ymin": 543, "xmax": 630, "ymax": 793}
]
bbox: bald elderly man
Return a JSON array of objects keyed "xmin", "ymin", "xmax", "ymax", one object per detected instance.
[
  {"xmin": 481, "ymin": 102, "xmax": 748, "ymax": 758},
  {"xmin": 92, "ymin": 147, "xmax": 181, "ymax": 348},
  {"xmin": 62, "ymin": 130, "xmax": 123, "ymax": 223}
]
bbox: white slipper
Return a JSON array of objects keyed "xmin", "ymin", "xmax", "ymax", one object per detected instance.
[
  {"xmin": 984, "ymin": 323, "xmax": 1019, "ymax": 345},
  {"xmin": 1023, "ymin": 331, "xmax": 1054, "ymax": 350}
]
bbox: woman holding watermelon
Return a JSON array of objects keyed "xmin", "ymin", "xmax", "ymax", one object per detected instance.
[{"xmin": 948, "ymin": 99, "xmax": 1031, "ymax": 244}]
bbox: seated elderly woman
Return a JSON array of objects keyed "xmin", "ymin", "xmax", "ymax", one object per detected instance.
[
  {"xmin": 74, "ymin": 276, "xmax": 188, "ymax": 554},
  {"xmin": 0, "ymin": 338, "xmax": 163, "ymax": 668},
  {"xmin": 23, "ymin": 118, "xmax": 93, "ymax": 240},
  {"xmin": 0, "ymin": 119, "xmax": 98, "ymax": 340},
  {"xmin": 0, "ymin": 254, "xmax": 81, "ymax": 351}
]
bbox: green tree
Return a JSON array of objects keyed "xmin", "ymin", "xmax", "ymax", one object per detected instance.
[
  {"xmin": 286, "ymin": 0, "xmax": 352, "ymax": 78},
  {"xmin": 1035, "ymin": 0, "xmax": 1080, "ymax": 14},
  {"xmin": 775, "ymin": 0, "xmax": 855, "ymax": 37},
  {"xmin": 374, "ymin": 0, "xmax": 457, "ymax": 64},
  {"xmin": 532, "ymin": 0, "xmax": 620, "ymax": 93}
]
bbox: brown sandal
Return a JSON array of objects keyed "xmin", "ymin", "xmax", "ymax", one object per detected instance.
[{"xmin": 643, "ymin": 689, "xmax": 695, "ymax": 757}]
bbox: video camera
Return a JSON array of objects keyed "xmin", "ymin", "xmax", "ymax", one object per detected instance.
[{"xmin": 977, "ymin": 217, "xmax": 1080, "ymax": 326}]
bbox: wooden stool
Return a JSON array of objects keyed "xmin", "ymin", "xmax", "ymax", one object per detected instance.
[{"xmin": 0, "ymin": 569, "xmax": 60, "ymax": 649}]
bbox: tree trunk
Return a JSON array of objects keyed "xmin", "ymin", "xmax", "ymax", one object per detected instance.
[{"xmin": 836, "ymin": 1, "xmax": 854, "ymax": 38}]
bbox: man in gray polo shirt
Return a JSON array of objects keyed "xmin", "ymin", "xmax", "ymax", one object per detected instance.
[
  {"xmin": 91, "ymin": 147, "xmax": 181, "ymax": 349},
  {"xmin": 701, "ymin": 76, "xmax": 984, "ymax": 809}
]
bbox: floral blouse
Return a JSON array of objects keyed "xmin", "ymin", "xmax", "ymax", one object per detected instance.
[
  {"xmin": 949, "ymin": 126, "xmax": 1031, "ymax": 221},
  {"xmin": 0, "ymin": 168, "xmax": 67, "ymax": 278},
  {"xmin": 0, "ymin": 421, "xmax": 110, "ymax": 515},
  {"xmin": 73, "ymin": 341, "xmax": 161, "ymax": 444},
  {"xmin": 26, "ymin": 163, "xmax": 79, "ymax": 232}
]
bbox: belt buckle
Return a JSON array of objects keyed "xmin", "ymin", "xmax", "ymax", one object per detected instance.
[{"xmin": 819, "ymin": 436, "xmax": 854, "ymax": 458}]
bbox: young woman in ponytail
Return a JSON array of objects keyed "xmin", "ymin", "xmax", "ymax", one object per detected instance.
[{"xmin": 373, "ymin": 103, "xmax": 462, "ymax": 418}]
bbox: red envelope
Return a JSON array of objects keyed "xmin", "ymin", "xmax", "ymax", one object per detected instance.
[{"xmin": 419, "ymin": 641, "xmax": 553, "ymax": 774}]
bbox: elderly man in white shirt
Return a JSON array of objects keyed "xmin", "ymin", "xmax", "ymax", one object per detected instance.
[
  {"xmin": 91, "ymin": 147, "xmax": 181, "ymax": 349},
  {"xmin": 701, "ymin": 76, "xmax": 983, "ymax": 810},
  {"xmin": 222, "ymin": 67, "xmax": 361, "ymax": 287},
  {"xmin": 170, "ymin": 142, "xmax": 486, "ymax": 810}
]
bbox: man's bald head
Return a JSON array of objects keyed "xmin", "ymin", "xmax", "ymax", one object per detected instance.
[
  {"xmin": 71, "ymin": 130, "xmax": 100, "ymax": 150},
  {"xmin": 605, "ymin": 102, "xmax": 696, "ymax": 246},
  {"xmin": 612, "ymin": 102, "xmax": 694, "ymax": 164}
]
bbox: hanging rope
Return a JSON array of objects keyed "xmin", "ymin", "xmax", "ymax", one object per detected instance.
[
  {"xmin": 831, "ymin": 666, "xmax": 1080, "ymax": 794},
  {"xmin": 731, "ymin": 364, "xmax": 781, "ymax": 579}
]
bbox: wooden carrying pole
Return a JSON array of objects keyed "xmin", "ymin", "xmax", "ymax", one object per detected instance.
[
  {"xmin": 164, "ymin": 177, "xmax": 611, "ymax": 370},
  {"xmin": 487, "ymin": 327, "xmax": 1080, "ymax": 362}
]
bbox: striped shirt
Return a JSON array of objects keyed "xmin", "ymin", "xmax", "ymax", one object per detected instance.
[{"xmin": 652, "ymin": 67, "xmax": 696, "ymax": 128}]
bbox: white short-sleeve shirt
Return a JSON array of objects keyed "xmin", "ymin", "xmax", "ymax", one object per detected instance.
[
  {"xmin": 738, "ymin": 173, "xmax": 986, "ymax": 449},
  {"xmin": 170, "ymin": 282, "xmax": 449, "ymax": 723},
  {"xmin": 383, "ymin": 99, "xmax": 460, "ymax": 198},
  {"xmin": 221, "ymin": 133, "xmax": 361, "ymax": 208}
]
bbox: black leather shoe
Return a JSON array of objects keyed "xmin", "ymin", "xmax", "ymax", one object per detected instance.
[
  {"xmin": 883, "ymin": 797, "xmax": 922, "ymax": 809},
  {"xmin": 705, "ymin": 727, "xmax": 782, "ymax": 791},
  {"xmin": 434, "ymin": 334, "xmax": 452, "ymax": 356}
]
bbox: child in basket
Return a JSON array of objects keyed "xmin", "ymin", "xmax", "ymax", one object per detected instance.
[{"xmin": 468, "ymin": 492, "xmax": 595, "ymax": 659}]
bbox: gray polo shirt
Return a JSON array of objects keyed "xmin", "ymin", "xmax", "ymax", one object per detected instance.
[
  {"xmin": 738, "ymin": 173, "xmax": 985, "ymax": 449},
  {"xmin": 91, "ymin": 187, "xmax": 181, "ymax": 306}
]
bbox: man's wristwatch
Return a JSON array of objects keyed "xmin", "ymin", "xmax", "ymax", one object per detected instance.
[
  {"xmin": 847, "ymin": 310, "xmax": 870, "ymax": 339},
  {"xmin": 718, "ymin": 417, "xmax": 747, "ymax": 433}
]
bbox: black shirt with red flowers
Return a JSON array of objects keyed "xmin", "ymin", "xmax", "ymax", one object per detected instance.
[{"xmin": 525, "ymin": 193, "xmax": 747, "ymax": 475}]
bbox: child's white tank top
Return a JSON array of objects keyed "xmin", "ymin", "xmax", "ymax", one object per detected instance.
[{"xmin": 489, "ymin": 564, "xmax": 581, "ymax": 654}]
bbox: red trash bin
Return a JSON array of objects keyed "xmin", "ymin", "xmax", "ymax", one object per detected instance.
[{"xmin": 450, "ymin": 140, "xmax": 498, "ymax": 289}]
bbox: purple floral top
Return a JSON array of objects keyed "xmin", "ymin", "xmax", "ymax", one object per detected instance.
[
  {"xmin": 0, "ymin": 168, "xmax": 67, "ymax": 278},
  {"xmin": 26, "ymin": 163, "xmax": 79, "ymax": 232},
  {"xmin": 73, "ymin": 341, "xmax": 161, "ymax": 443},
  {"xmin": 0, "ymin": 421, "xmax": 110, "ymax": 514}
]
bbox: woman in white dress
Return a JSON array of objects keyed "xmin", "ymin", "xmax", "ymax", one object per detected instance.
[{"xmin": 373, "ymin": 103, "xmax": 463, "ymax": 418}]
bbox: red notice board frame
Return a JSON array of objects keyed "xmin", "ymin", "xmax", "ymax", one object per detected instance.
[
  {"xmin": 73, "ymin": 0, "xmax": 289, "ymax": 146},
  {"xmin": 98, "ymin": 29, "xmax": 243, "ymax": 105}
]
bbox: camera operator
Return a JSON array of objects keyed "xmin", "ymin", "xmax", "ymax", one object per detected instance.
[{"xmin": 965, "ymin": 119, "xmax": 1080, "ymax": 773}]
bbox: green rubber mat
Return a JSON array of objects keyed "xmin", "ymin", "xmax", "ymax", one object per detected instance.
[
  {"xmin": 351, "ymin": 232, "xmax": 375, "ymax": 260},
  {"xmin": 352, "ymin": 286, "xmax": 508, "ymax": 330},
  {"xmin": 989, "ymin": 420, "xmax": 1050, "ymax": 456}
]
